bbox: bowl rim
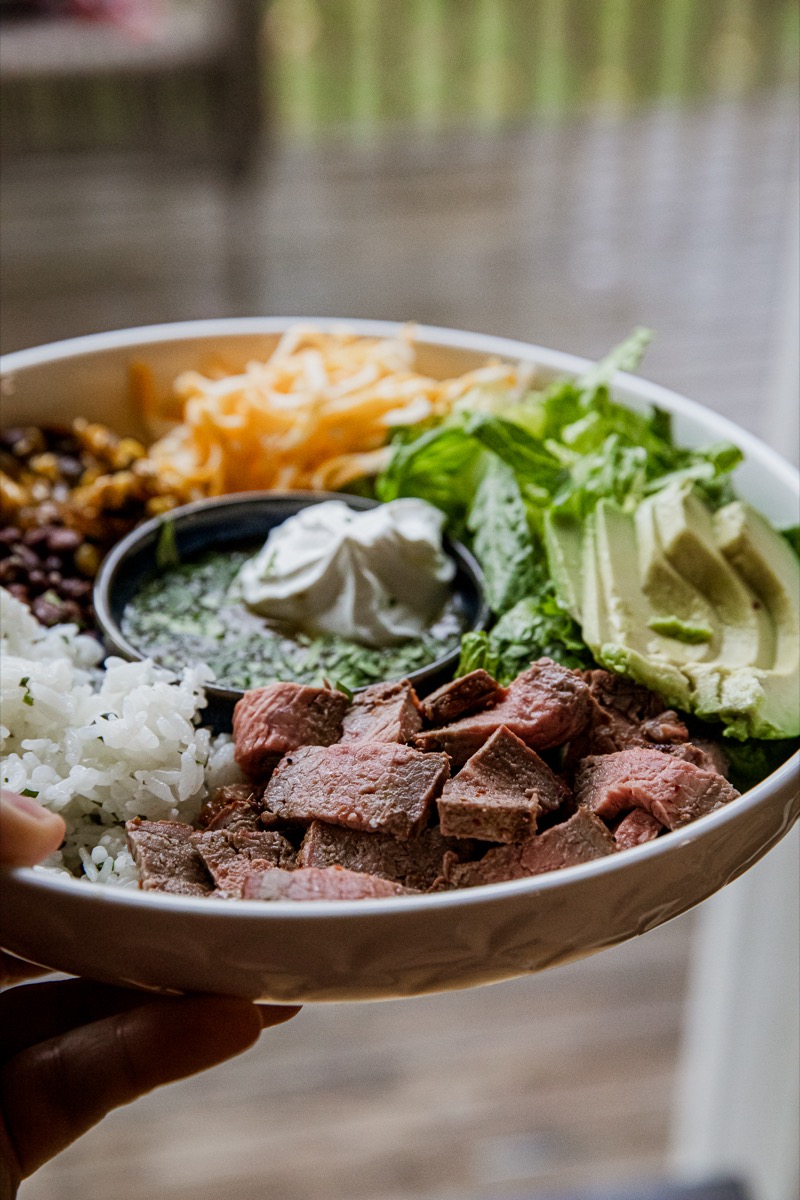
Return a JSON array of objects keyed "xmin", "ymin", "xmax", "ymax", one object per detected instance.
[
  {"xmin": 92, "ymin": 489, "xmax": 489, "ymax": 701},
  {"xmin": 1, "ymin": 317, "xmax": 798, "ymax": 918}
]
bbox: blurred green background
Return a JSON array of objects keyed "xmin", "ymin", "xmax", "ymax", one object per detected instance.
[{"xmin": 2, "ymin": 0, "xmax": 798, "ymax": 153}]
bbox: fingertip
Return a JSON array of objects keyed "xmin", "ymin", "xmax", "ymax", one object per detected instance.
[
  {"xmin": 0, "ymin": 791, "xmax": 65, "ymax": 867},
  {"xmin": 256, "ymin": 1004, "xmax": 301, "ymax": 1029}
]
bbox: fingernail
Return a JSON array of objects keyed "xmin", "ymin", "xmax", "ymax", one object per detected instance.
[{"xmin": 1, "ymin": 790, "xmax": 55, "ymax": 822}]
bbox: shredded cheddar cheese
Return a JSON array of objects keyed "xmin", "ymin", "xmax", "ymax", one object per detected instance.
[{"xmin": 140, "ymin": 324, "xmax": 525, "ymax": 499}]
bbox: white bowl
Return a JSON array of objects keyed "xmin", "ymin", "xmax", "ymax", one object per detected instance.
[{"xmin": 1, "ymin": 319, "xmax": 798, "ymax": 1004}]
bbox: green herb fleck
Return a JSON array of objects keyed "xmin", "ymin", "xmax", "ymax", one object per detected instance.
[
  {"xmin": 648, "ymin": 616, "xmax": 713, "ymax": 644},
  {"xmin": 155, "ymin": 518, "xmax": 180, "ymax": 569}
]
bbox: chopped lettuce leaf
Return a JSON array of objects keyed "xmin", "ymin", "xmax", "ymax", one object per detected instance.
[
  {"xmin": 467, "ymin": 456, "xmax": 538, "ymax": 615},
  {"xmin": 722, "ymin": 736, "xmax": 800, "ymax": 791},
  {"xmin": 376, "ymin": 416, "xmax": 481, "ymax": 527},
  {"xmin": 457, "ymin": 631, "xmax": 500, "ymax": 678}
]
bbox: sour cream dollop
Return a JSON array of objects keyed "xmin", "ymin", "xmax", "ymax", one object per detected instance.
[{"xmin": 236, "ymin": 499, "xmax": 456, "ymax": 648}]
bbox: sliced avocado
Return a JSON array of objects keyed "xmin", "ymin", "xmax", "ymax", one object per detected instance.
[
  {"xmin": 571, "ymin": 485, "xmax": 798, "ymax": 739},
  {"xmin": 544, "ymin": 511, "xmax": 584, "ymax": 621},
  {"xmin": 635, "ymin": 496, "xmax": 720, "ymax": 665},
  {"xmin": 708, "ymin": 501, "xmax": 800, "ymax": 738},
  {"xmin": 653, "ymin": 483, "xmax": 775, "ymax": 670},
  {"xmin": 582, "ymin": 501, "xmax": 692, "ymax": 710}
]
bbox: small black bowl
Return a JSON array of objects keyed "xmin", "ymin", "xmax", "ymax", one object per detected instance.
[{"xmin": 94, "ymin": 491, "xmax": 489, "ymax": 731}]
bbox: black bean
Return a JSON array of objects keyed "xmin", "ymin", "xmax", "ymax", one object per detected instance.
[
  {"xmin": 28, "ymin": 569, "xmax": 48, "ymax": 590},
  {"xmin": 0, "ymin": 526, "xmax": 22, "ymax": 547},
  {"xmin": 0, "ymin": 558, "xmax": 21, "ymax": 583},
  {"xmin": 43, "ymin": 555, "xmax": 63, "ymax": 572},
  {"xmin": 15, "ymin": 544, "xmax": 41, "ymax": 571},
  {"xmin": 31, "ymin": 596, "xmax": 63, "ymax": 626},
  {"xmin": 22, "ymin": 527, "xmax": 51, "ymax": 549},
  {"xmin": 58, "ymin": 600, "xmax": 82, "ymax": 624},
  {"xmin": 6, "ymin": 584, "xmax": 29, "ymax": 603},
  {"xmin": 47, "ymin": 527, "xmax": 81, "ymax": 554},
  {"xmin": 47, "ymin": 571, "xmax": 63, "ymax": 589},
  {"xmin": 59, "ymin": 577, "xmax": 92, "ymax": 600}
]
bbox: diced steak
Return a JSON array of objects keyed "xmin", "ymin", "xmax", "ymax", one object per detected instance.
[
  {"xmin": 233, "ymin": 682, "xmax": 349, "ymax": 779},
  {"xmin": 297, "ymin": 820, "xmax": 464, "ymax": 891},
  {"xmin": 263, "ymin": 742, "xmax": 450, "ymax": 839},
  {"xmin": 198, "ymin": 783, "xmax": 263, "ymax": 829},
  {"xmin": 582, "ymin": 668, "xmax": 671, "ymax": 724},
  {"xmin": 413, "ymin": 658, "xmax": 593, "ymax": 766},
  {"xmin": 575, "ymin": 669, "xmax": 690, "ymax": 757},
  {"xmin": 613, "ymin": 808, "xmax": 663, "ymax": 850},
  {"xmin": 444, "ymin": 808, "xmax": 616, "ymax": 888},
  {"xmin": 663, "ymin": 739, "xmax": 729, "ymax": 777},
  {"xmin": 421, "ymin": 669, "xmax": 505, "ymax": 725},
  {"xmin": 126, "ymin": 818, "xmax": 212, "ymax": 897},
  {"xmin": 242, "ymin": 865, "xmax": 417, "ymax": 901},
  {"xmin": 192, "ymin": 828, "xmax": 295, "ymax": 897},
  {"xmin": 341, "ymin": 679, "xmax": 423, "ymax": 744},
  {"xmin": 640, "ymin": 711, "xmax": 690, "ymax": 744},
  {"xmin": 575, "ymin": 748, "xmax": 740, "ymax": 830},
  {"xmin": 437, "ymin": 725, "xmax": 566, "ymax": 843}
]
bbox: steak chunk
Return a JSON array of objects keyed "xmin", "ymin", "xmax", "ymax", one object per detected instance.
[
  {"xmin": 242, "ymin": 865, "xmax": 417, "ymax": 901},
  {"xmin": 576, "ymin": 669, "xmax": 690, "ymax": 756},
  {"xmin": 664, "ymin": 740, "xmax": 729, "ymax": 777},
  {"xmin": 233, "ymin": 682, "xmax": 348, "ymax": 779},
  {"xmin": 263, "ymin": 742, "xmax": 450, "ymax": 839},
  {"xmin": 413, "ymin": 658, "xmax": 593, "ymax": 766},
  {"xmin": 421, "ymin": 669, "xmax": 505, "ymax": 726},
  {"xmin": 437, "ymin": 725, "xmax": 566, "ymax": 843},
  {"xmin": 575, "ymin": 748, "xmax": 739, "ymax": 830},
  {"xmin": 613, "ymin": 808, "xmax": 663, "ymax": 850},
  {"xmin": 126, "ymin": 818, "xmax": 212, "ymax": 897},
  {"xmin": 205, "ymin": 799, "xmax": 264, "ymax": 835},
  {"xmin": 192, "ymin": 829, "xmax": 295, "ymax": 897},
  {"xmin": 297, "ymin": 821, "xmax": 458, "ymax": 891},
  {"xmin": 198, "ymin": 783, "xmax": 263, "ymax": 830},
  {"xmin": 444, "ymin": 808, "xmax": 616, "ymax": 888},
  {"xmin": 341, "ymin": 680, "xmax": 422, "ymax": 744}
]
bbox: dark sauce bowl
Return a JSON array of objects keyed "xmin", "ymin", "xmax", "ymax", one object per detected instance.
[{"xmin": 94, "ymin": 491, "xmax": 489, "ymax": 731}]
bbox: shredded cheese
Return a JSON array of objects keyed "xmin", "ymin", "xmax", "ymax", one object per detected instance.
[{"xmin": 140, "ymin": 324, "xmax": 526, "ymax": 499}]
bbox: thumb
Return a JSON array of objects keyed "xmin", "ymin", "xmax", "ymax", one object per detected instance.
[
  {"xmin": 0, "ymin": 791, "xmax": 65, "ymax": 867},
  {"xmin": 1, "ymin": 994, "xmax": 299, "ymax": 1180}
]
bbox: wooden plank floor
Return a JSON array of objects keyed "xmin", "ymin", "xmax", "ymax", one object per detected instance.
[{"xmin": 2, "ymin": 85, "xmax": 797, "ymax": 1200}]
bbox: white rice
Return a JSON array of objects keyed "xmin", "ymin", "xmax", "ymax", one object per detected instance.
[{"xmin": 0, "ymin": 588, "xmax": 242, "ymax": 886}]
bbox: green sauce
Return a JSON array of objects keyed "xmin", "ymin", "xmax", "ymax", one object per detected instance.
[{"xmin": 122, "ymin": 545, "xmax": 467, "ymax": 691}]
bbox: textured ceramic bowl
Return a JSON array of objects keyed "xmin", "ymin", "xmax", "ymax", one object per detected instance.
[
  {"xmin": 92, "ymin": 491, "xmax": 488, "ymax": 731},
  {"xmin": 0, "ymin": 318, "xmax": 798, "ymax": 1004}
]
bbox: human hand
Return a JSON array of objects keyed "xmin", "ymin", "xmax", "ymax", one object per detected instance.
[{"xmin": 0, "ymin": 790, "xmax": 299, "ymax": 1198}]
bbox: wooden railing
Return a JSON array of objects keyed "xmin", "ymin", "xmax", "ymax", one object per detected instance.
[
  {"xmin": 1, "ymin": 0, "xmax": 797, "ymax": 157},
  {"xmin": 266, "ymin": 0, "xmax": 799, "ymax": 141}
]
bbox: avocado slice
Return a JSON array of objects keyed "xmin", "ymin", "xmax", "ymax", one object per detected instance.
[
  {"xmin": 708, "ymin": 501, "xmax": 800, "ymax": 739},
  {"xmin": 635, "ymin": 496, "xmax": 720, "ymax": 664},
  {"xmin": 558, "ymin": 483, "xmax": 798, "ymax": 740},
  {"xmin": 582, "ymin": 501, "xmax": 692, "ymax": 710},
  {"xmin": 652, "ymin": 483, "xmax": 775, "ymax": 670}
]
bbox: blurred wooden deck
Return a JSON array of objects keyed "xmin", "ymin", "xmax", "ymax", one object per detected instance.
[{"xmin": 3, "ymin": 83, "xmax": 797, "ymax": 1200}]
